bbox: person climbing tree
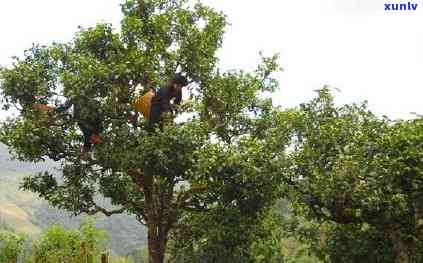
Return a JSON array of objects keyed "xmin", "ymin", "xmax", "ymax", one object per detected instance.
[
  {"xmin": 133, "ymin": 74, "xmax": 188, "ymax": 130},
  {"xmin": 14, "ymin": 92, "xmax": 103, "ymax": 160},
  {"xmin": 17, "ymin": 95, "xmax": 56, "ymax": 126},
  {"xmin": 148, "ymin": 73, "xmax": 188, "ymax": 130},
  {"xmin": 56, "ymin": 94, "xmax": 104, "ymax": 156}
]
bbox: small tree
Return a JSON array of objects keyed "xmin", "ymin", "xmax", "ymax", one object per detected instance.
[{"xmin": 0, "ymin": 1, "xmax": 285, "ymax": 262}]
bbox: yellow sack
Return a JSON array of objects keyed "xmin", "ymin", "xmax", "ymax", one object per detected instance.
[{"xmin": 134, "ymin": 90, "xmax": 155, "ymax": 120}]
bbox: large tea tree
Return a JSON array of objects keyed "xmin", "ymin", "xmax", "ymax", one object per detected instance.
[{"xmin": 0, "ymin": 1, "xmax": 285, "ymax": 262}]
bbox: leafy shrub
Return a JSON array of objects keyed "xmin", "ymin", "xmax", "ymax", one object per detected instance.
[
  {"xmin": 27, "ymin": 218, "xmax": 107, "ymax": 263},
  {"xmin": 0, "ymin": 230, "xmax": 26, "ymax": 263}
]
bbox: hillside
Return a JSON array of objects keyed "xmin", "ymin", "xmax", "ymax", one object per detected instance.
[{"xmin": 0, "ymin": 144, "xmax": 147, "ymax": 257}]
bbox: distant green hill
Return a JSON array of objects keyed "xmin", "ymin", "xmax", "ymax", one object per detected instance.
[{"xmin": 0, "ymin": 144, "xmax": 147, "ymax": 257}]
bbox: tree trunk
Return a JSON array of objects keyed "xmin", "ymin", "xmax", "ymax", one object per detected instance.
[
  {"xmin": 389, "ymin": 230, "xmax": 410, "ymax": 263},
  {"xmin": 101, "ymin": 253, "xmax": 108, "ymax": 263},
  {"xmin": 147, "ymin": 222, "xmax": 168, "ymax": 263},
  {"xmin": 142, "ymin": 172, "xmax": 172, "ymax": 263},
  {"xmin": 133, "ymin": 169, "xmax": 175, "ymax": 263}
]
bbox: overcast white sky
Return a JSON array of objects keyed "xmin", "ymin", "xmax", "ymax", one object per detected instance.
[{"xmin": 1, "ymin": 0, "xmax": 422, "ymax": 119}]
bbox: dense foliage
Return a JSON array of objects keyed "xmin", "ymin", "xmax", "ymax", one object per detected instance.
[
  {"xmin": 284, "ymin": 89, "xmax": 423, "ymax": 262},
  {"xmin": 0, "ymin": 0, "xmax": 422, "ymax": 262}
]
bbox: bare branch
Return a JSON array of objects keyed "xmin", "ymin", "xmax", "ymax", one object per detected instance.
[
  {"xmin": 176, "ymin": 186, "xmax": 209, "ymax": 212},
  {"xmin": 176, "ymin": 186, "xmax": 208, "ymax": 209},
  {"xmin": 183, "ymin": 201, "xmax": 211, "ymax": 212},
  {"xmin": 80, "ymin": 205, "xmax": 125, "ymax": 217}
]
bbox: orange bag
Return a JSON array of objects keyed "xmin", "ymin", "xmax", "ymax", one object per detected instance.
[
  {"xmin": 134, "ymin": 90, "xmax": 155, "ymax": 120},
  {"xmin": 33, "ymin": 103, "xmax": 55, "ymax": 113}
]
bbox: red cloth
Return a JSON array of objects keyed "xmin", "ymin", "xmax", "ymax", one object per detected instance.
[{"xmin": 89, "ymin": 133, "xmax": 102, "ymax": 145}]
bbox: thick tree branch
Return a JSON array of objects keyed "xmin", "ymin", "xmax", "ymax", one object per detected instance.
[
  {"xmin": 120, "ymin": 190, "xmax": 148, "ymax": 219},
  {"xmin": 176, "ymin": 186, "xmax": 208, "ymax": 208},
  {"xmin": 80, "ymin": 205, "xmax": 126, "ymax": 217},
  {"xmin": 128, "ymin": 169, "xmax": 145, "ymax": 188},
  {"xmin": 183, "ymin": 202, "xmax": 210, "ymax": 212}
]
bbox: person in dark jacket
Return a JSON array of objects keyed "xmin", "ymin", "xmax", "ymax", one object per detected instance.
[
  {"xmin": 57, "ymin": 95, "xmax": 104, "ymax": 155},
  {"xmin": 148, "ymin": 74, "xmax": 189, "ymax": 130}
]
